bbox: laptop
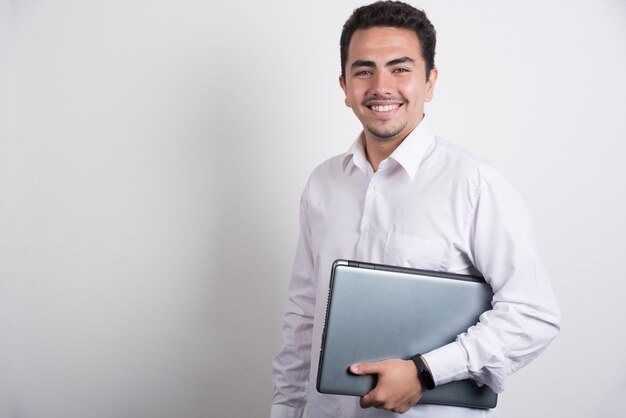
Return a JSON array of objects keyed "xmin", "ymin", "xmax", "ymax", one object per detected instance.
[{"xmin": 316, "ymin": 259, "xmax": 498, "ymax": 409}]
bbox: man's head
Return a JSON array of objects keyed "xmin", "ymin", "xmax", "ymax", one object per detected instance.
[
  {"xmin": 339, "ymin": 2, "xmax": 438, "ymax": 145},
  {"xmin": 340, "ymin": 1, "xmax": 436, "ymax": 81}
]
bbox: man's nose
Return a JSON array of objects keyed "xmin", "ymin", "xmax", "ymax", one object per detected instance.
[{"xmin": 371, "ymin": 71, "xmax": 393, "ymax": 95}]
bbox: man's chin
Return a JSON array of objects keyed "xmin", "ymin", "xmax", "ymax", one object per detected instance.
[{"xmin": 366, "ymin": 124, "xmax": 406, "ymax": 141}]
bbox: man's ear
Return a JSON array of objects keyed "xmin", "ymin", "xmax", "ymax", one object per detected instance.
[
  {"xmin": 424, "ymin": 68, "xmax": 438, "ymax": 103},
  {"xmin": 339, "ymin": 74, "xmax": 351, "ymax": 108}
]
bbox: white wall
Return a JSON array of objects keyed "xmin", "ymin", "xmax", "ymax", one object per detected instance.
[{"xmin": 1, "ymin": 1, "xmax": 624, "ymax": 417}]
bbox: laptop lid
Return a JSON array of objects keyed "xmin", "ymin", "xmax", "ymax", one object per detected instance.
[{"xmin": 316, "ymin": 259, "xmax": 498, "ymax": 409}]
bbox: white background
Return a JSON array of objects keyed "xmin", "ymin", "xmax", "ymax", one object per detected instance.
[{"xmin": 1, "ymin": 1, "xmax": 625, "ymax": 417}]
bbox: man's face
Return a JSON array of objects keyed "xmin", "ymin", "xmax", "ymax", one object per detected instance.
[{"xmin": 340, "ymin": 26, "xmax": 437, "ymax": 143}]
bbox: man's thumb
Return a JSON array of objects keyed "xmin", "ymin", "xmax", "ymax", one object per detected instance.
[{"xmin": 349, "ymin": 362, "xmax": 381, "ymax": 375}]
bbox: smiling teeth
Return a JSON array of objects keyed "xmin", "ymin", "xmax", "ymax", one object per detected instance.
[{"xmin": 371, "ymin": 104, "xmax": 399, "ymax": 112}]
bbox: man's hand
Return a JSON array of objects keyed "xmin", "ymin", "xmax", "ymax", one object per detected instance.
[{"xmin": 350, "ymin": 359, "xmax": 423, "ymax": 414}]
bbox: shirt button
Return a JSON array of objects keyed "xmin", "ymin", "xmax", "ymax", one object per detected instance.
[
  {"xmin": 363, "ymin": 224, "xmax": 371, "ymax": 231},
  {"xmin": 373, "ymin": 184, "xmax": 379, "ymax": 192}
]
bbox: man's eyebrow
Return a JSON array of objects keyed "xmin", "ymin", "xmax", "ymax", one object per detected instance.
[
  {"xmin": 350, "ymin": 57, "xmax": 416, "ymax": 70},
  {"xmin": 386, "ymin": 56, "xmax": 415, "ymax": 67},
  {"xmin": 350, "ymin": 60, "xmax": 376, "ymax": 69}
]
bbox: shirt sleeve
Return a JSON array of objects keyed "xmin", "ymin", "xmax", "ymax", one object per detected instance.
[
  {"xmin": 423, "ymin": 171, "xmax": 561, "ymax": 393},
  {"xmin": 270, "ymin": 187, "xmax": 316, "ymax": 418}
]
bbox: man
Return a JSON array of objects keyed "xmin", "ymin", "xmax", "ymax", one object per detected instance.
[{"xmin": 271, "ymin": 2, "xmax": 560, "ymax": 417}]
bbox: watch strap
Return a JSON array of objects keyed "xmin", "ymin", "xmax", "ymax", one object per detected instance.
[{"xmin": 411, "ymin": 354, "xmax": 435, "ymax": 390}]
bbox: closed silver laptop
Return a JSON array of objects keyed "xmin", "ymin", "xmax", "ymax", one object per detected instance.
[{"xmin": 316, "ymin": 259, "xmax": 498, "ymax": 409}]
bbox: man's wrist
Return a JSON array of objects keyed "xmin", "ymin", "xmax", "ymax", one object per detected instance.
[{"xmin": 411, "ymin": 354, "xmax": 435, "ymax": 390}]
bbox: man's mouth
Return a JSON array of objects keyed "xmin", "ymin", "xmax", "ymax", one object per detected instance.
[
  {"xmin": 364, "ymin": 98, "xmax": 404, "ymax": 113},
  {"xmin": 368, "ymin": 104, "xmax": 401, "ymax": 112}
]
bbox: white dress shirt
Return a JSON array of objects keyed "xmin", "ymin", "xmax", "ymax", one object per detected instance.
[{"xmin": 271, "ymin": 117, "xmax": 561, "ymax": 418}]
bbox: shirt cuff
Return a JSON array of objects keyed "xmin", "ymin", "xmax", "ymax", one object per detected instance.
[
  {"xmin": 422, "ymin": 341, "xmax": 471, "ymax": 386},
  {"xmin": 270, "ymin": 403, "xmax": 305, "ymax": 418}
]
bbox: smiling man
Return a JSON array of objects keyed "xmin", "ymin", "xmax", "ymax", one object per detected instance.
[
  {"xmin": 340, "ymin": 25, "xmax": 436, "ymax": 172},
  {"xmin": 271, "ymin": 2, "xmax": 560, "ymax": 417}
]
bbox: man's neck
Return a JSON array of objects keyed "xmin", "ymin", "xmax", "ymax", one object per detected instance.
[
  {"xmin": 362, "ymin": 134, "xmax": 406, "ymax": 172},
  {"xmin": 362, "ymin": 115, "xmax": 424, "ymax": 172}
]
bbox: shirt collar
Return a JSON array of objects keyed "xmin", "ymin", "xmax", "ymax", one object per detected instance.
[
  {"xmin": 342, "ymin": 133, "xmax": 371, "ymax": 175},
  {"xmin": 342, "ymin": 115, "xmax": 436, "ymax": 181}
]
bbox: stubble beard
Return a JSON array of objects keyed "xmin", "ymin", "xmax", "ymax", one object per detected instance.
[{"xmin": 366, "ymin": 122, "xmax": 407, "ymax": 141}]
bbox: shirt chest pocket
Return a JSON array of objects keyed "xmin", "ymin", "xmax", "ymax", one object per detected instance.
[{"xmin": 383, "ymin": 232, "xmax": 447, "ymax": 271}]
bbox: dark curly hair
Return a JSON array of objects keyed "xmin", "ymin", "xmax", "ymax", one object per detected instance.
[{"xmin": 340, "ymin": 1, "xmax": 436, "ymax": 80}]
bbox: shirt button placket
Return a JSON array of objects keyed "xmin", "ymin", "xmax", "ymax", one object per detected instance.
[{"xmin": 356, "ymin": 171, "xmax": 383, "ymax": 260}]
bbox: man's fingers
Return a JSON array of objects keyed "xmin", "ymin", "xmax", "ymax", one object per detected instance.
[
  {"xmin": 354, "ymin": 359, "xmax": 424, "ymax": 412},
  {"xmin": 360, "ymin": 390, "xmax": 383, "ymax": 409}
]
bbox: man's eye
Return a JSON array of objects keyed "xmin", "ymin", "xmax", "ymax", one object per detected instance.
[
  {"xmin": 356, "ymin": 70, "xmax": 373, "ymax": 76},
  {"xmin": 394, "ymin": 68, "xmax": 409, "ymax": 73}
]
